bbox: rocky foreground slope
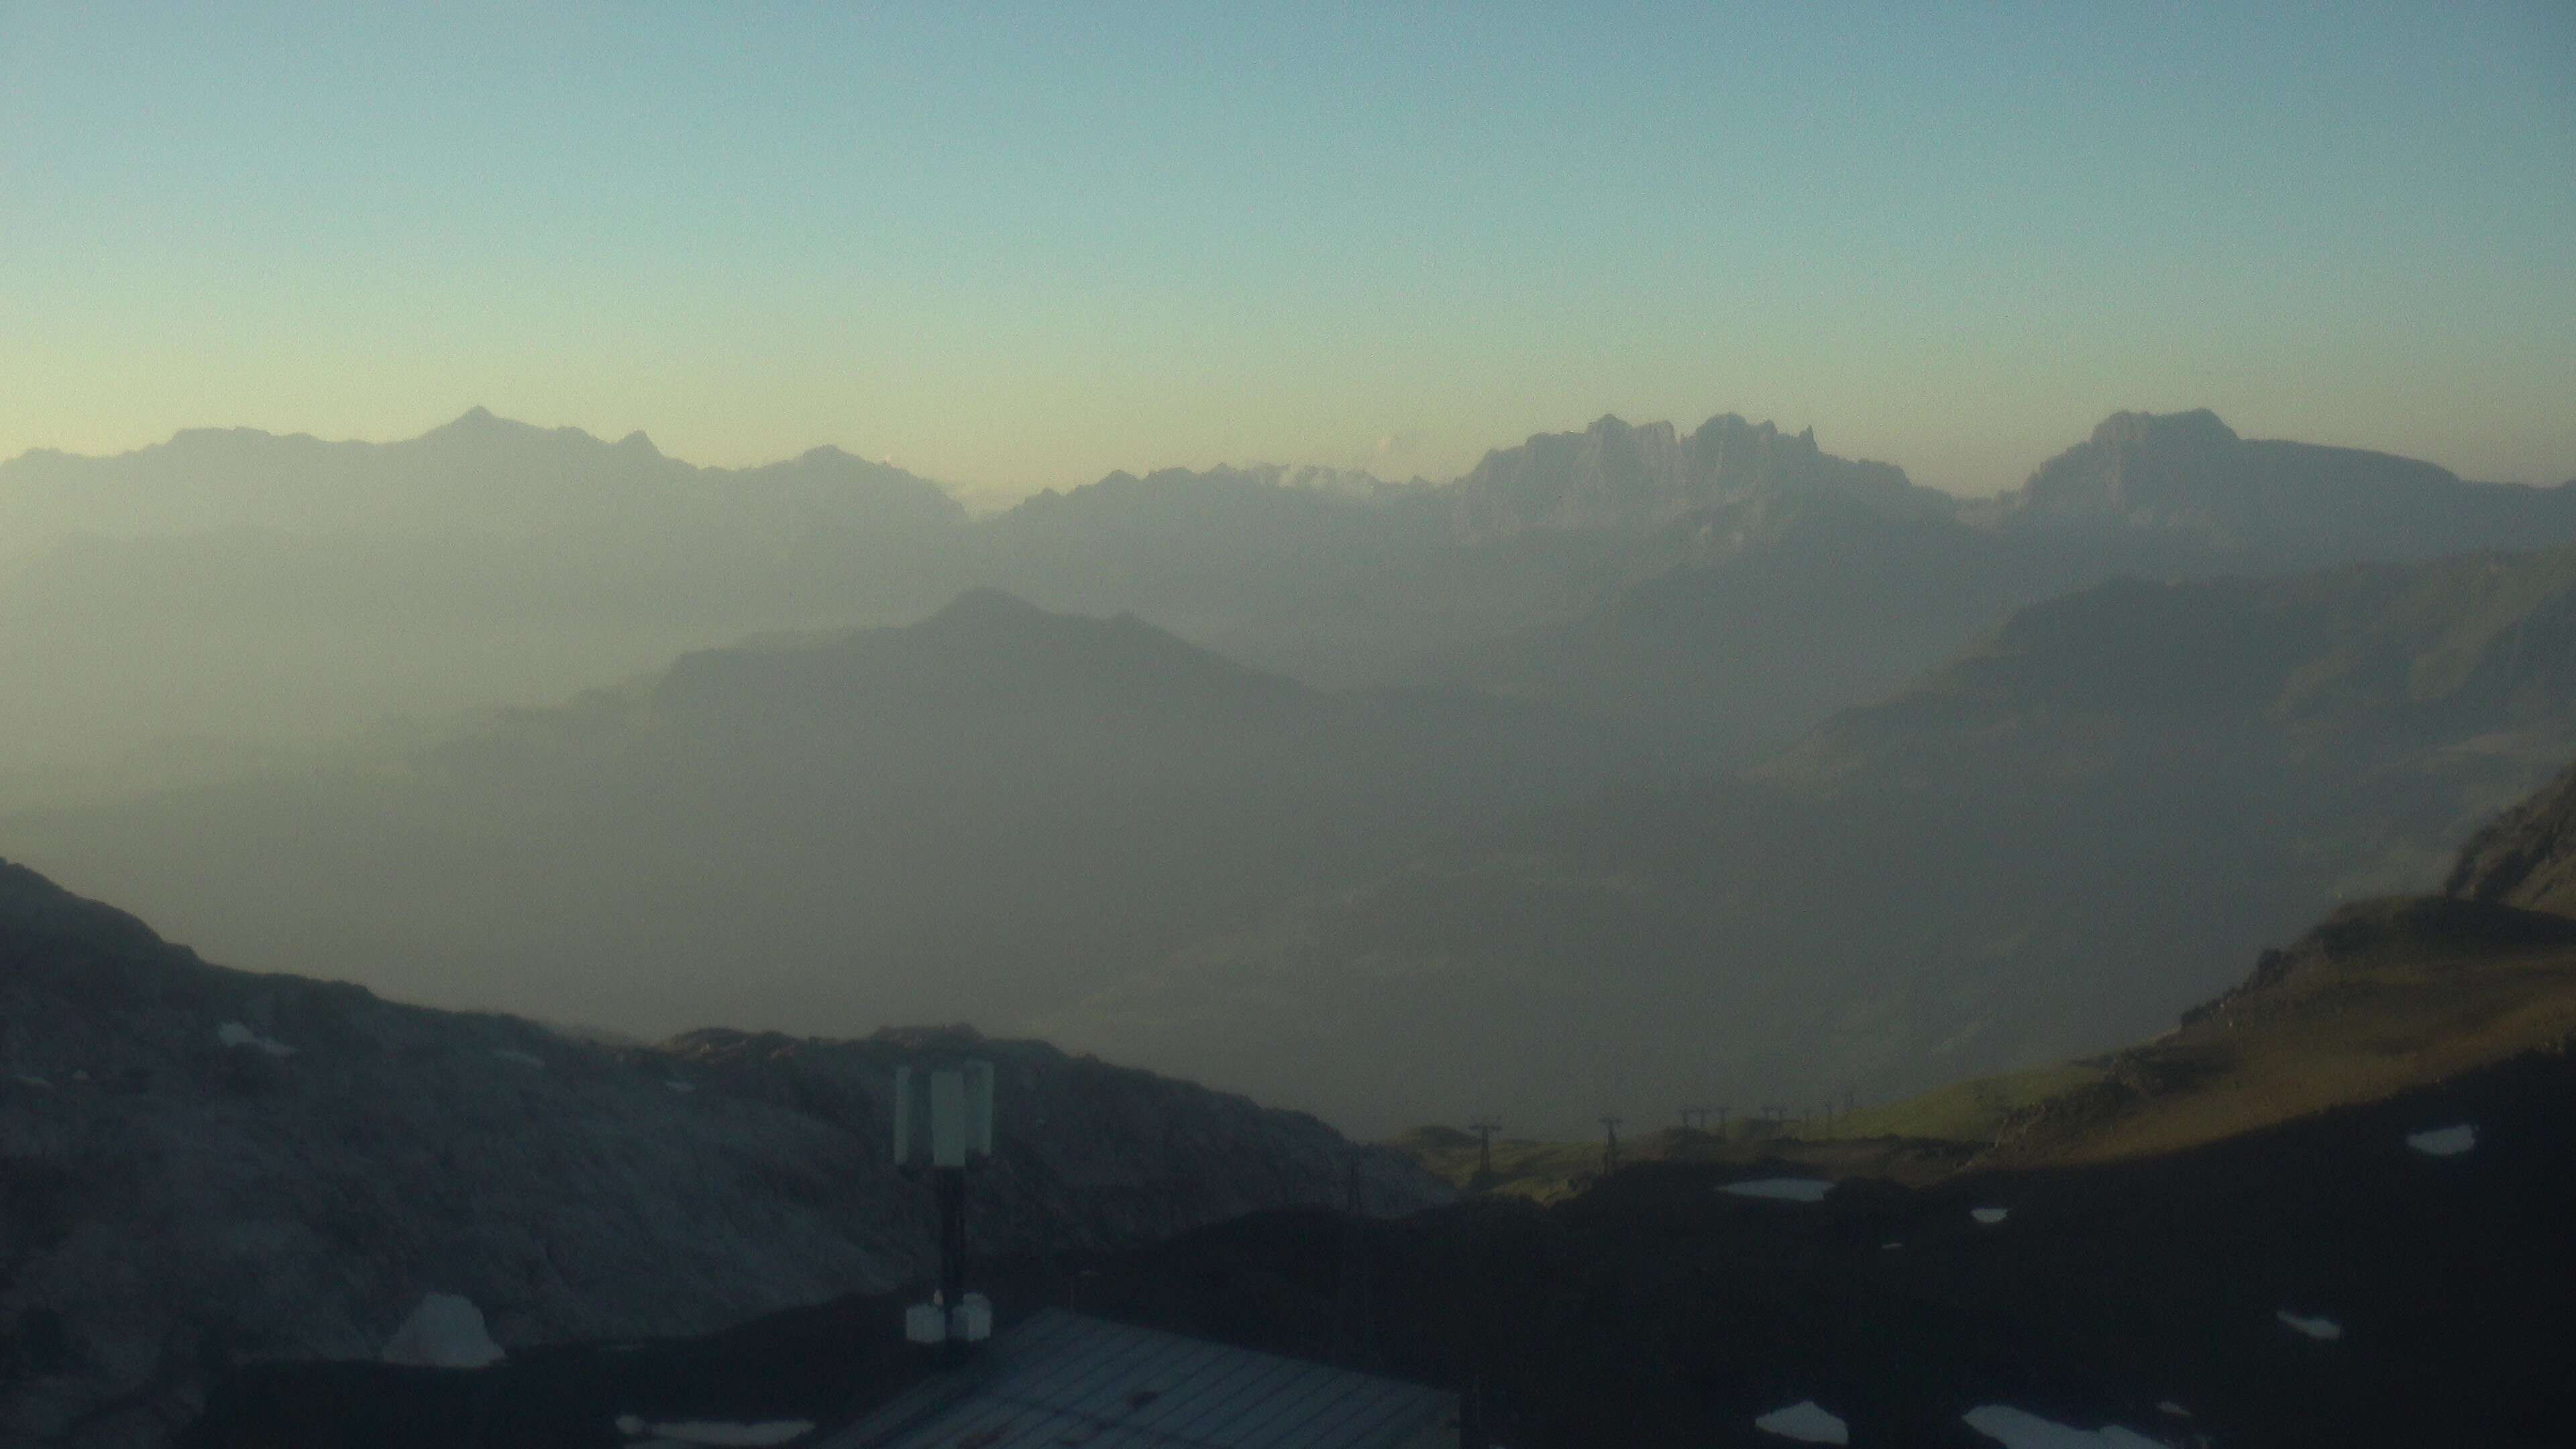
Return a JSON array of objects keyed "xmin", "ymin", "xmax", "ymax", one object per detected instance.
[{"xmin": 0, "ymin": 860, "xmax": 1444, "ymax": 1447}]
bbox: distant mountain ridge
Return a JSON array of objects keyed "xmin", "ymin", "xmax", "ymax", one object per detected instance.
[
  {"xmin": 0, "ymin": 405, "xmax": 963, "ymax": 553},
  {"xmin": 7, "ymin": 402, "xmax": 2567, "ymax": 775},
  {"xmin": 1979, "ymin": 408, "xmax": 2576, "ymax": 559},
  {"xmin": 1770, "ymin": 544, "xmax": 2576, "ymax": 791}
]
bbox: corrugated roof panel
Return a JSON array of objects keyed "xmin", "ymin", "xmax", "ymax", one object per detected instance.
[
  {"xmin": 826, "ymin": 1311, "xmax": 1451, "ymax": 1449},
  {"xmin": 1126, "ymin": 1347, "xmax": 1309, "ymax": 1440}
]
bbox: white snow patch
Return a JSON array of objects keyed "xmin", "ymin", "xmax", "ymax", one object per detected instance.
[
  {"xmin": 491, "ymin": 1049, "xmax": 545, "ymax": 1069},
  {"xmin": 614, "ymin": 1419, "xmax": 812, "ymax": 1446},
  {"xmin": 216, "ymin": 1021, "xmax": 294, "ymax": 1057},
  {"xmin": 382, "ymin": 1293, "xmax": 505, "ymax": 1368},
  {"xmin": 2157, "ymin": 1401, "xmax": 2191, "ymax": 1418},
  {"xmin": 13, "ymin": 1074, "xmax": 53, "ymax": 1090},
  {"xmin": 1722, "ymin": 1177, "xmax": 1835, "ymax": 1203},
  {"xmin": 1962, "ymin": 1404, "xmax": 2162, "ymax": 1446},
  {"xmin": 2407, "ymin": 1124, "xmax": 2475, "ymax": 1157},
  {"xmin": 1881, "ymin": 1242, "xmax": 1902, "ymax": 1250},
  {"xmin": 1753, "ymin": 1399, "xmax": 1848, "ymax": 1443},
  {"xmin": 1972, "ymin": 1206, "xmax": 2010, "ymax": 1225},
  {"xmin": 665, "ymin": 1079, "xmax": 694, "ymax": 1094},
  {"xmin": 2277, "ymin": 1310, "xmax": 2343, "ymax": 1340}
]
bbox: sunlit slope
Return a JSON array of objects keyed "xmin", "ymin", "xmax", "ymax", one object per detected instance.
[
  {"xmin": 1980, "ymin": 751, "xmax": 2576, "ymax": 1166},
  {"xmin": 1401, "ymin": 750, "xmax": 2576, "ymax": 1184},
  {"xmin": 1981, "ymin": 896, "xmax": 2576, "ymax": 1167}
]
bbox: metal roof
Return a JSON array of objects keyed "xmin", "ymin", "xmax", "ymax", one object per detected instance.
[{"xmin": 821, "ymin": 1310, "xmax": 1455, "ymax": 1449}]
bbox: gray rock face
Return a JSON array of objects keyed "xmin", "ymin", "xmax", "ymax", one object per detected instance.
[
  {"xmin": 1447, "ymin": 413, "xmax": 1933, "ymax": 540},
  {"xmin": 0, "ymin": 861, "xmax": 1445, "ymax": 1447}
]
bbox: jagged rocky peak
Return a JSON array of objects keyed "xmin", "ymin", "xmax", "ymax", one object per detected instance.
[
  {"xmin": 2004, "ymin": 408, "xmax": 2247, "ymax": 521},
  {"xmin": 1449, "ymin": 409, "xmax": 1927, "ymax": 539},
  {"xmin": 424, "ymin": 403, "xmax": 549, "ymax": 439},
  {"xmin": 1981, "ymin": 406, "xmax": 2576, "ymax": 562},
  {"xmin": 2088, "ymin": 407, "xmax": 2241, "ymax": 450}
]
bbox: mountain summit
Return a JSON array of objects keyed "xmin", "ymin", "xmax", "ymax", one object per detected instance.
[
  {"xmin": 1447, "ymin": 412, "xmax": 1935, "ymax": 539},
  {"xmin": 1989, "ymin": 408, "xmax": 2576, "ymax": 558}
]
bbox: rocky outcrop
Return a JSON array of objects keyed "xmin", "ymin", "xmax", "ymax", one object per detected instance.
[
  {"xmin": 1446, "ymin": 413, "xmax": 1934, "ymax": 540},
  {"xmin": 0, "ymin": 861, "xmax": 1444, "ymax": 1447},
  {"xmin": 2178, "ymin": 894, "xmax": 2576, "ymax": 1030},
  {"xmin": 2447, "ymin": 756, "xmax": 2576, "ymax": 917}
]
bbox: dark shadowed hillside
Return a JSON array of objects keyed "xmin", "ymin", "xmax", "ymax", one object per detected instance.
[{"xmin": 0, "ymin": 860, "xmax": 1442, "ymax": 1448}]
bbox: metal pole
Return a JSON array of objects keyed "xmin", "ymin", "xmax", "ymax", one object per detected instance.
[{"xmin": 935, "ymin": 1165, "xmax": 967, "ymax": 1363}]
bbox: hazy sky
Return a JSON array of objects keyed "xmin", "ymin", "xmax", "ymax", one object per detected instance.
[{"xmin": 3, "ymin": 2, "xmax": 2570, "ymax": 502}]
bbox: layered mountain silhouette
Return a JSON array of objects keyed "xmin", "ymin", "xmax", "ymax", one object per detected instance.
[
  {"xmin": 9, "ymin": 405, "xmax": 2576, "ymax": 1137},
  {"xmin": 0, "ymin": 410, "xmax": 971, "ymax": 773},
  {"xmin": 0, "ymin": 406, "xmax": 962, "ymax": 550},
  {"xmin": 11, "ymin": 405, "xmax": 2568, "ymax": 781},
  {"xmin": 6, "ymin": 593, "xmax": 1631, "ymax": 1040},
  {"xmin": 1413, "ymin": 409, "xmax": 2576, "ymax": 769}
]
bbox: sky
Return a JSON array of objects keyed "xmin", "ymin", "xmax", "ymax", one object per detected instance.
[{"xmin": 3, "ymin": 1, "xmax": 2571, "ymax": 502}]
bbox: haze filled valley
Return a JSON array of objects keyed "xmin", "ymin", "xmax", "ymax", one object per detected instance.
[{"xmin": 9, "ymin": 407, "xmax": 2575, "ymax": 1138}]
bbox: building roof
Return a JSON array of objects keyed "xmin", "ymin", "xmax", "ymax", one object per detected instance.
[{"xmin": 820, "ymin": 1310, "xmax": 1454, "ymax": 1449}]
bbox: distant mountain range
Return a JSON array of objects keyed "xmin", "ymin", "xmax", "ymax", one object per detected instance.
[
  {"xmin": 8, "ymin": 404, "xmax": 2576, "ymax": 1137},
  {"xmin": 7, "ymin": 405, "xmax": 2567, "ymax": 777},
  {"xmin": 0, "ymin": 407, "xmax": 961, "ymax": 552}
]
